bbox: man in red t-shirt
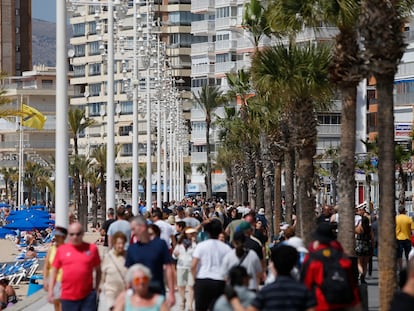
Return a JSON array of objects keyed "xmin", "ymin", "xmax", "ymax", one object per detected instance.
[{"xmin": 48, "ymin": 222, "xmax": 101, "ymax": 311}]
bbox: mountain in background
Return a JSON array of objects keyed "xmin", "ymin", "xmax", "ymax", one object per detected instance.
[{"xmin": 32, "ymin": 18, "xmax": 71, "ymax": 67}]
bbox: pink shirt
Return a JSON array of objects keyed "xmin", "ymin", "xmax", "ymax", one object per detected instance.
[{"xmin": 52, "ymin": 242, "xmax": 100, "ymax": 300}]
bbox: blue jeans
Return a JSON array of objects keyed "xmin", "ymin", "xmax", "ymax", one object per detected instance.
[{"xmin": 61, "ymin": 290, "xmax": 97, "ymax": 311}]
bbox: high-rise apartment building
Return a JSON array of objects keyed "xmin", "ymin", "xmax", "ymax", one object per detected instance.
[{"xmin": 0, "ymin": 0, "xmax": 32, "ymax": 76}]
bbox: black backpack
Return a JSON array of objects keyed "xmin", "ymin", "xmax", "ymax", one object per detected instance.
[{"xmin": 304, "ymin": 248, "xmax": 354, "ymax": 305}]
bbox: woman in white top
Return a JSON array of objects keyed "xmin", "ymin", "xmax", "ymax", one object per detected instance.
[
  {"xmin": 173, "ymin": 228, "xmax": 197, "ymax": 311},
  {"xmin": 101, "ymin": 231, "xmax": 128, "ymax": 310}
]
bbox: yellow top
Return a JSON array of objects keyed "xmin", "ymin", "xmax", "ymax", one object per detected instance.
[
  {"xmin": 49, "ymin": 245, "xmax": 63, "ymax": 282},
  {"xmin": 396, "ymin": 214, "xmax": 414, "ymax": 240}
]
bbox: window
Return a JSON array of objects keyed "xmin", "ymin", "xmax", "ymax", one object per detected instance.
[
  {"xmin": 74, "ymin": 45, "xmax": 85, "ymax": 57},
  {"xmin": 120, "ymin": 101, "xmax": 133, "ymax": 114},
  {"xmin": 42, "ymin": 80, "xmax": 53, "ymax": 88},
  {"xmin": 216, "ymin": 7, "xmax": 229, "ymax": 18},
  {"xmin": 89, "ymin": 102, "xmax": 101, "ymax": 116},
  {"xmin": 89, "ymin": 83, "xmax": 101, "ymax": 96},
  {"xmin": 216, "ymin": 33, "xmax": 230, "ymax": 41},
  {"xmin": 121, "ymin": 143, "xmax": 133, "ymax": 156},
  {"xmin": 119, "ymin": 125, "xmax": 133, "ymax": 136},
  {"xmin": 317, "ymin": 114, "xmax": 341, "ymax": 125},
  {"xmin": 168, "ymin": 12, "xmax": 202, "ymax": 26},
  {"xmin": 73, "ymin": 23, "xmax": 86, "ymax": 37},
  {"xmin": 88, "ymin": 21, "xmax": 97, "ymax": 35},
  {"xmin": 89, "ymin": 63, "xmax": 101, "ymax": 76},
  {"xmin": 73, "ymin": 65, "xmax": 85, "ymax": 78},
  {"xmin": 192, "ymin": 78, "xmax": 208, "ymax": 88},
  {"xmin": 89, "ymin": 41, "xmax": 100, "ymax": 55}
]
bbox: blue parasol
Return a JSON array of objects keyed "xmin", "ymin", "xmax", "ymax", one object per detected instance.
[
  {"xmin": 4, "ymin": 218, "xmax": 51, "ymax": 231},
  {"xmin": 0, "ymin": 203, "xmax": 10, "ymax": 208},
  {"xmin": 0, "ymin": 227, "xmax": 17, "ymax": 239}
]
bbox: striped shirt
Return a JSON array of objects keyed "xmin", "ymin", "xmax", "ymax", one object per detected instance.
[{"xmin": 251, "ymin": 275, "xmax": 316, "ymax": 311}]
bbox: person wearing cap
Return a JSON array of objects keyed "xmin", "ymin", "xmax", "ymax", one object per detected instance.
[
  {"xmin": 43, "ymin": 226, "xmax": 68, "ymax": 311},
  {"xmin": 173, "ymin": 227, "xmax": 197, "ymax": 311},
  {"xmin": 396, "ymin": 206, "xmax": 414, "ymax": 271},
  {"xmin": 237, "ymin": 222, "xmax": 265, "ymax": 272},
  {"xmin": 107, "ymin": 206, "xmax": 131, "ymax": 250}
]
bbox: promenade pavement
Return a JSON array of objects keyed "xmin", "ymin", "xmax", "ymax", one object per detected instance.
[{"xmin": 10, "ymin": 258, "xmax": 381, "ymax": 311}]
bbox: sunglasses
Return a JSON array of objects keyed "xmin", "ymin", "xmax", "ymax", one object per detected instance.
[
  {"xmin": 69, "ymin": 232, "xmax": 82, "ymax": 237},
  {"xmin": 132, "ymin": 276, "xmax": 149, "ymax": 286}
]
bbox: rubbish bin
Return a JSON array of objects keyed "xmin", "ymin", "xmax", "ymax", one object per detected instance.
[{"xmin": 27, "ymin": 275, "xmax": 43, "ymax": 296}]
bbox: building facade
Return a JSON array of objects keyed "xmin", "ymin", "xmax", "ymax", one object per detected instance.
[{"xmin": 0, "ymin": 0, "xmax": 32, "ymax": 76}]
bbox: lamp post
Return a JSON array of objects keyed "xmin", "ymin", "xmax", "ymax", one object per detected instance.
[{"xmin": 56, "ymin": 0, "xmax": 69, "ymax": 228}]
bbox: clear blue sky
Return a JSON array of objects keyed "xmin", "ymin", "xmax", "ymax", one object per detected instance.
[{"xmin": 32, "ymin": 0, "xmax": 56, "ymax": 23}]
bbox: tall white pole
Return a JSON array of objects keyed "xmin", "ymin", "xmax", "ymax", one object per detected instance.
[
  {"xmin": 169, "ymin": 126, "xmax": 173, "ymax": 201},
  {"xmin": 106, "ymin": 0, "xmax": 116, "ymax": 213},
  {"xmin": 180, "ymin": 148, "xmax": 184, "ymax": 199},
  {"xmin": 145, "ymin": 3, "xmax": 152, "ymax": 210},
  {"xmin": 17, "ymin": 114, "xmax": 23, "ymax": 208},
  {"xmin": 132, "ymin": 0, "xmax": 139, "ymax": 216},
  {"xmin": 156, "ymin": 37, "xmax": 162, "ymax": 209},
  {"xmin": 162, "ymin": 109, "xmax": 168, "ymax": 203},
  {"xmin": 56, "ymin": 0, "xmax": 69, "ymax": 228}
]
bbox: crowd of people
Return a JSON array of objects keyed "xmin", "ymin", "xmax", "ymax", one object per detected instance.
[{"xmin": 40, "ymin": 198, "xmax": 414, "ymax": 311}]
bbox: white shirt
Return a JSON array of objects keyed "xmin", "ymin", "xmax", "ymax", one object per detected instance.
[
  {"xmin": 193, "ymin": 239, "xmax": 231, "ymax": 280},
  {"xmin": 154, "ymin": 219, "xmax": 174, "ymax": 249},
  {"xmin": 222, "ymin": 249, "xmax": 262, "ymax": 290},
  {"xmin": 173, "ymin": 242, "xmax": 196, "ymax": 269}
]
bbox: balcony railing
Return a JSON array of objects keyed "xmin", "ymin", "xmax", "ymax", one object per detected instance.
[
  {"xmin": 394, "ymin": 92, "xmax": 414, "ymax": 106},
  {"xmin": 191, "ymin": 20, "xmax": 214, "ymax": 34},
  {"xmin": 215, "ymin": 40, "xmax": 237, "ymax": 51},
  {"xmin": 191, "ymin": 0, "xmax": 214, "ymax": 12},
  {"xmin": 215, "ymin": 17, "xmax": 238, "ymax": 30},
  {"xmin": 190, "ymin": 151, "xmax": 207, "ymax": 163},
  {"xmin": 192, "ymin": 42, "xmax": 215, "ymax": 55},
  {"xmin": 192, "ymin": 64, "xmax": 215, "ymax": 76},
  {"xmin": 215, "ymin": 61, "xmax": 236, "ymax": 74},
  {"xmin": 317, "ymin": 124, "xmax": 341, "ymax": 136},
  {"xmin": 191, "ymin": 109, "xmax": 206, "ymax": 120},
  {"xmin": 215, "ymin": 0, "xmax": 236, "ymax": 7}
]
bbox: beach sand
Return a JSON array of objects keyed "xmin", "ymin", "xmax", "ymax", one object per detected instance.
[{"xmin": 0, "ymin": 228, "xmax": 102, "ymax": 302}]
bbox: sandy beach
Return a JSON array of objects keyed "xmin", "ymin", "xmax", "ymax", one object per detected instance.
[{"xmin": 0, "ymin": 228, "xmax": 102, "ymax": 303}]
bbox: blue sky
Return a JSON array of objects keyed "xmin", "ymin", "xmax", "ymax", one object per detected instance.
[{"xmin": 32, "ymin": 0, "xmax": 56, "ymax": 23}]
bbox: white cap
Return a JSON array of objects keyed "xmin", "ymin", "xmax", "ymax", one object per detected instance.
[{"xmin": 285, "ymin": 236, "xmax": 308, "ymax": 253}]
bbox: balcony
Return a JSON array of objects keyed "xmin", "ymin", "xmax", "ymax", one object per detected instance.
[
  {"xmin": 215, "ymin": 40, "xmax": 237, "ymax": 51},
  {"xmin": 190, "ymin": 151, "xmax": 207, "ymax": 163},
  {"xmin": 294, "ymin": 27, "xmax": 338, "ymax": 43},
  {"xmin": 191, "ymin": 108, "xmax": 206, "ymax": 120},
  {"xmin": 394, "ymin": 92, "xmax": 414, "ymax": 106},
  {"xmin": 396, "ymin": 62, "xmax": 414, "ymax": 79},
  {"xmin": 192, "ymin": 42, "xmax": 215, "ymax": 55},
  {"xmin": 215, "ymin": 0, "xmax": 236, "ymax": 7},
  {"xmin": 215, "ymin": 17, "xmax": 238, "ymax": 30},
  {"xmin": 237, "ymin": 59, "xmax": 252, "ymax": 70},
  {"xmin": 317, "ymin": 124, "xmax": 341, "ymax": 136},
  {"xmin": 191, "ymin": 20, "xmax": 214, "ymax": 35},
  {"xmin": 191, "ymin": 0, "xmax": 214, "ymax": 12},
  {"xmin": 192, "ymin": 64, "xmax": 215, "ymax": 76},
  {"xmin": 215, "ymin": 61, "xmax": 236, "ymax": 75}
]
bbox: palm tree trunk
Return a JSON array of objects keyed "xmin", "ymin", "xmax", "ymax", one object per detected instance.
[
  {"xmin": 377, "ymin": 74, "xmax": 397, "ymax": 310},
  {"xmin": 274, "ymin": 162, "xmax": 282, "ymax": 236},
  {"xmin": 255, "ymin": 162, "xmax": 264, "ymax": 209},
  {"xmin": 296, "ymin": 100, "xmax": 317, "ymax": 245},
  {"xmin": 284, "ymin": 148, "xmax": 295, "ymax": 226},
  {"xmin": 241, "ymin": 181, "xmax": 248, "ymax": 203},
  {"xmin": 206, "ymin": 120, "xmax": 212, "ymax": 199},
  {"xmin": 100, "ymin": 169, "xmax": 106, "ymax": 212},
  {"xmin": 92, "ymin": 188, "xmax": 99, "ymax": 227},
  {"xmin": 337, "ymin": 85, "xmax": 357, "ymax": 256},
  {"xmin": 398, "ymin": 166, "xmax": 406, "ymax": 209}
]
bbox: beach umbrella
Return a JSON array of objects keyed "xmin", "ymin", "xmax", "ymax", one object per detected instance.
[
  {"xmin": 9, "ymin": 209, "xmax": 50, "ymax": 216},
  {"xmin": 29, "ymin": 205, "xmax": 46, "ymax": 211},
  {"xmin": 0, "ymin": 227, "xmax": 16, "ymax": 239},
  {"xmin": 4, "ymin": 218, "xmax": 51, "ymax": 231},
  {"xmin": 0, "ymin": 203, "xmax": 10, "ymax": 208}
]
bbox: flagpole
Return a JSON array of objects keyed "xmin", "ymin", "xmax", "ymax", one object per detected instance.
[{"xmin": 17, "ymin": 95, "xmax": 24, "ymax": 209}]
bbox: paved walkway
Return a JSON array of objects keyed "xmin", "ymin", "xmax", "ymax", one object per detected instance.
[{"xmin": 9, "ymin": 258, "xmax": 381, "ymax": 311}]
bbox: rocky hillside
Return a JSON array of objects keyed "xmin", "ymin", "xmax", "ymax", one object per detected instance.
[{"xmin": 32, "ymin": 18, "xmax": 72, "ymax": 67}]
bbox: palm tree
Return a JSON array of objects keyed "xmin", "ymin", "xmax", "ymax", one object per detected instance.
[
  {"xmin": 251, "ymin": 43, "xmax": 333, "ymax": 243},
  {"xmin": 87, "ymin": 168, "xmax": 101, "ymax": 228},
  {"xmin": 193, "ymin": 85, "xmax": 224, "ymax": 199},
  {"xmin": 395, "ymin": 144, "xmax": 412, "ymax": 209},
  {"xmin": 91, "ymin": 145, "xmax": 107, "ymax": 212},
  {"xmin": 68, "ymin": 108, "xmax": 95, "ymax": 212},
  {"xmin": 0, "ymin": 168, "xmax": 11, "ymax": 202},
  {"xmin": 242, "ymin": 0, "xmax": 270, "ymax": 51},
  {"xmin": 359, "ymin": 0, "xmax": 411, "ymax": 306},
  {"xmin": 265, "ymin": 0, "xmax": 363, "ymax": 258}
]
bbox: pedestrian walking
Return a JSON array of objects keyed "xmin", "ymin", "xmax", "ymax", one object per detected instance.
[
  {"xmin": 48, "ymin": 222, "xmax": 101, "ymax": 311},
  {"xmin": 191, "ymin": 218, "xmax": 231, "ymax": 311},
  {"xmin": 355, "ymin": 216, "xmax": 374, "ymax": 284},
  {"xmin": 43, "ymin": 226, "xmax": 68, "ymax": 311},
  {"xmin": 126, "ymin": 215, "xmax": 176, "ymax": 307},
  {"xmin": 108, "ymin": 206, "xmax": 131, "ymax": 250},
  {"xmin": 113, "ymin": 264, "xmax": 169, "ymax": 311},
  {"xmin": 101, "ymin": 208, "xmax": 116, "ymax": 249},
  {"xmin": 101, "ymin": 231, "xmax": 128, "ymax": 310},
  {"xmin": 396, "ymin": 206, "xmax": 414, "ymax": 270}
]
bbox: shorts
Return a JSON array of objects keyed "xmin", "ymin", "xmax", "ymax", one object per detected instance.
[
  {"xmin": 397, "ymin": 239, "xmax": 412, "ymax": 259},
  {"xmin": 177, "ymin": 267, "xmax": 194, "ymax": 287}
]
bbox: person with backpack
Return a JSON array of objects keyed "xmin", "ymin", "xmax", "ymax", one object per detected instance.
[
  {"xmin": 355, "ymin": 216, "xmax": 374, "ymax": 284},
  {"xmin": 301, "ymin": 222, "xmax": 360, "ymax": 311}
]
